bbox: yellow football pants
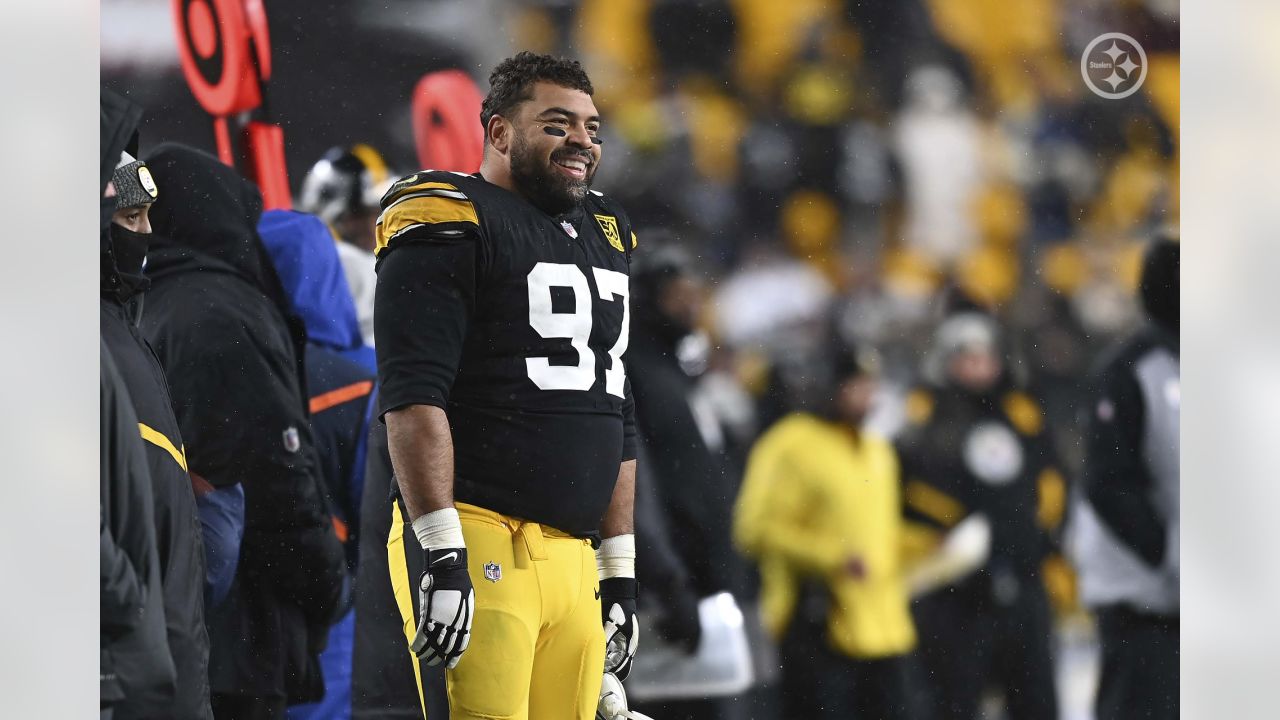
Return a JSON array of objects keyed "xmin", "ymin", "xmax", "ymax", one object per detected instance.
[{"xmin": 390, "ymin": 502, "xmax": 605, "ymax": 720}]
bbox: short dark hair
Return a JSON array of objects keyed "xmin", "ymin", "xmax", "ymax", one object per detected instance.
[{"xmin": 480, "ymin": 51, "xmax": 594, "ymax": 131}]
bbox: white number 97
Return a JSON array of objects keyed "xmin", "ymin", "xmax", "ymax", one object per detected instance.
[{"xmin": 525, "ymin": 262, "xmax": 630, "ymax": 398}]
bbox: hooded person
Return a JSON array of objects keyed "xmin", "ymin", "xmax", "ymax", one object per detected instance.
[
  {"xmin": 625, "ymin": 244, "xmax": 745, "ymax": 719},
  {"xmin": 99, "ymin": 88, "xmax": 213, "ymax": 720},
  {"xmin": 139, "ymin": 143, "xmax": 348, "ymax": 718},
  {"xmin": 1069, "ymin": 233, "xmax": 1179, "ymax": 720},
  {"xmin": 894, "ymin": 310, "xmax": 1067, "ymax": 720},
  {"xmin": 258, "ymin": 209, "xmax": 379, "ymax": 720}
]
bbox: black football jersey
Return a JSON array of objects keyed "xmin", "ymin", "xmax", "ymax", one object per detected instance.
[{"xmin": 373, "ymin": 170, "xmax": 638, "ymax": 536}]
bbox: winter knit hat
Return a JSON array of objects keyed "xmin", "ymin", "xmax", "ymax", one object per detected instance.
[{"xmin": 111, "ymin": 151, "xmax": 159, "ymax": 210}]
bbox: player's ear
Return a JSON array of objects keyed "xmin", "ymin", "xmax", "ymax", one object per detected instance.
[{"xmin": 487, "ymin": 114, "xmax": 512, "ymax": 156}]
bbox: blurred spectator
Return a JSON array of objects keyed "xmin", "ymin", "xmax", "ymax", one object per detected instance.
[
  {"xmin": 631, "ymin": 441, "xmax": 703, "ymax": 658},
  {"xmin": 891, "ymin": 64, "xmax": 983, "ymax": 266},
  {"xmin": 101, "ymin": 340, "xmax": 176, "ymax": 719},
  {"xmin": 712, "ymin": 241, "xmax": 834, "ymax": 351},
  {"xmin": 297, "ymin": 145, "xmax": 396, "ymax": 347},
  {"xmin": 628, "ymin": 246, "xmax": 744, "ymax": 719},
  {"xmin": 99, "ymin": 88, "xmax": 213, "ymax": 720},
  {"xmin": 896, "ymin": 311, "xmax": 1067, "ymax": 720},
  {"xmin": 734, "ymin": 343, "xmax": 919, "ymax": 719},
  {"xmin": 1069, "ymin": 234, "xmax": 1179, "ymax": 720},
  {"xmin": 259, "ymin": 209, "xmax": 380, "ymax": 720},
  {"xmin": 141, "ymin": 144, "xmax": 347, "ymax": 719}
]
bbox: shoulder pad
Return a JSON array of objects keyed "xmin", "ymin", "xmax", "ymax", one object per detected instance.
[
  {"xmin": 904, "ymin": 388, "xmax": 935, "ymax": 426},
  {"xmin": 375, "ymin": 171, "xmax": 479, "ymax": 257},
  {"xmin": 1001, "ymin": 390, "xmax": 1044, "ymax": 436}
]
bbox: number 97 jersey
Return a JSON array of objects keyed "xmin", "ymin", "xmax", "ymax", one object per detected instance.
[{"xmin": 373, "ymin": 170, "xmax": 638, "ymax": 538}]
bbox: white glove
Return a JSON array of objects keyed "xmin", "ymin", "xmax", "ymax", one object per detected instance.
[
  {"xmin": 598, "ymin": 535, "xmax": 639, "ymax": 680},
  {"xmin": 597, "ymin": 671, "xmax": 657, "ymax": 720},
  {"xmin": 410, "ymin": 509, "xmax": 474, "ymax": 668},
  {"xmin": 411, "ymin": 546, "xmax": 475, "ymax": 668}
]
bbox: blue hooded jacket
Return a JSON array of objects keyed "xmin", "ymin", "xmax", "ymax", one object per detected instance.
[{"xmin": 258, "ymin": 210, "xmax": 376, "ymax": 372}]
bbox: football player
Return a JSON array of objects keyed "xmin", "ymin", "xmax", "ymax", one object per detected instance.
[{"xmin": 373, "ymin": 52, "xmax": 641, "ymax": 720}]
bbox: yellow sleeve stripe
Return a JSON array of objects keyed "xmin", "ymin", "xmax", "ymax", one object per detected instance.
[
  {"xmin": 382, "ymin": 181, "xmax": 467, "ymax": 206},
  {"xmin": 904, "ymin": 479, "xmax": 965, "ymax": 527},
  {"xmin": 1002, "ymin": 391, "xmax": 1044, "ymax": 436},
  {"xmin": 375, "ymin": 191, "xmax": 479, "ymax": 255},
  {"xmin": 630, "ymin": 231, "xmax": 638, "ymax": 249},
  {"xmin": 1037, "ymin": 467, "xmax": 1067, "ymax": 530},
  {"xmin": 138, "ymin": 423, "xmax": 188, "ymax": 473}
]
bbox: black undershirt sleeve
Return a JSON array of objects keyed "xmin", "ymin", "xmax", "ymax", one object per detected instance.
[{"xmin": 374, "ymin": 237, "xmax": 477, "ymax": 417}]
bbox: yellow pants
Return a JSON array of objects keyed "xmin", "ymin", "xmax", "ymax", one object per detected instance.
[{"xmin": 390, "ymin": 502, "xmax": 605, "ymax": 720}]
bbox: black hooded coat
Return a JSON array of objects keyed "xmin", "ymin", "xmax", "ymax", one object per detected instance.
[
  {"xmin": 139, "ymin": 143, "xmax": 346, "ymax": 704},
  {"xmin": 100, "ymin": 338, "xmax": 177, "ymax": 711},
  {"xmin": 100, "ymin": 89, "xmax": 213, "ymax": 719}
]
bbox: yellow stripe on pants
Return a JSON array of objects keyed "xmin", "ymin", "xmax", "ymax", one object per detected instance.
[{"xmin": 388, "ymin": 502, "xmax": 428, "ymax": 718}]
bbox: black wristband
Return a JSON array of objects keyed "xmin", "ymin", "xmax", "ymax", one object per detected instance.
[{"xmin": 600, "ymin": 576, "xmax": 638, "ymax": 600}]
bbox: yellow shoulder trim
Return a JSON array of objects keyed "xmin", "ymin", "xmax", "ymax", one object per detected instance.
[
  {"xmin": 375, "ymin": 185, "xmax": 479, "ymax": 255},
  {"xmin": 1002, "ymin": 391, "xmax": 1044, "ymax": 436},
  {"xmin": 904, "ymin": 389, "xmax": 934, "ymax": 426},
  {"xmin": 138, "ymin": 423, "xmax": 188, "ymax": 472},
  {"xmin": 904, "ymin": 479, "xmax": 965, "ymax": 527}
]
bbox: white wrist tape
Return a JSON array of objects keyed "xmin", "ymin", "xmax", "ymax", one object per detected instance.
[
  {"xmin": 596, "ymin": 534, "xmax": 636, "ymax": 580},
  {"xmin": 412, "ymin": 508, "xmax": 466, "ymax": 550}
]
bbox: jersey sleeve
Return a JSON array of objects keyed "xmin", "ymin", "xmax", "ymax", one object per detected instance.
[
  {"xmin": 895, "ymin": 411, "xmax": 974, "ymax": 534},
  {"xmin": 733, "ymin": 422, "xmax": 845, "ymax": 574},
  {"xmin": 374, "ymin": 172, "xmax": 482, "ymax": 259},
  {"xmin": 374, "ymin": 173, "xmax": 484, "ymax": 416},
  {"xmin": 374, "ymin": 239, "xmax": 477, "ymax": 416}
]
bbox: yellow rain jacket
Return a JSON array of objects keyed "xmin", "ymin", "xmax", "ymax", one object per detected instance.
[{"xmin": 734, "ymin": 413, "xmax": 916, "ymax": 659}]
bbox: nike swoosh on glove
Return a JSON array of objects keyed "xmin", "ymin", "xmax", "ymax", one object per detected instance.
[
  {"xmin": 412, "ymin": 547, "xmax": 475, "ymax": 668},
  {"xmin": 600, "ymin": 577, "xmax": 639, "ymax": 680}
]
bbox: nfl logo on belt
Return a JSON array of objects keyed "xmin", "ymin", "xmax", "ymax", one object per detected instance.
[{"xmin": 483, "ymin": 561, "xmax": 502, "ymax": 582}]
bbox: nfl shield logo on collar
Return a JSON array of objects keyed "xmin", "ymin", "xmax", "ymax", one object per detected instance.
[
  {"xmin": 483, "ymin": 562, "xmax": 502, "ymax": 582},
  {"xmin": 561, "ymin": 220, "xmax": 577, "ymax": 238}
]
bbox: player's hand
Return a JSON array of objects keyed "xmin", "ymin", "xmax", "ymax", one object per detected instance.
[
  {"xmin": 412, "ymin": 547, "xmax": 474, "ymax": 668},
  {"xmin": 600, "ymin": 577, "xmax": 639, "ymax": 680}
]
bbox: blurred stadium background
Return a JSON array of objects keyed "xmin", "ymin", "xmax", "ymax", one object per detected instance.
[{"xmin": 102, "ymin": 1, "xmax": 1179, "ymax": 718}]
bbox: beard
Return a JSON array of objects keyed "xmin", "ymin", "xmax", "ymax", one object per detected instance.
[{"xmin": 509, "ymin": 132, "xmax": 595, "ymax": 215}]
